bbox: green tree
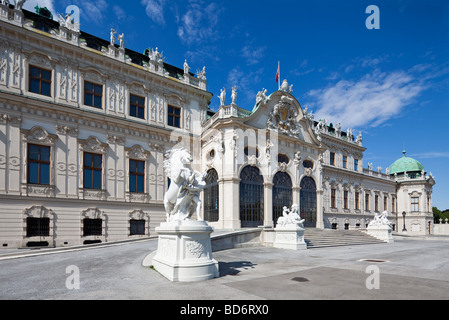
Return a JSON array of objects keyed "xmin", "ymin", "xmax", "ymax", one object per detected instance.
[{"xmin": 433, "ymin": 207, "xmax": 442, "ymax": 223}]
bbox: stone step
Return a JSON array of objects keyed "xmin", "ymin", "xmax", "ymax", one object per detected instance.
[{"xmin": 304, "ymin": 229, "xmax": 385, "ymax": 248}]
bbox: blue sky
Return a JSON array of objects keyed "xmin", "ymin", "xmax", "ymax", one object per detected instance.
[{"xmin": 25, "ymin": 0, "xmax": 449, "ymax": 210}]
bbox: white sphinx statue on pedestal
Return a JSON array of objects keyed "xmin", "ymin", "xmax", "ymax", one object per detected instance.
[
  {"xmin": 369, "ymin": 211, "xmax": 392, "ymax": 228},
  {"xmin": 274, "ymin": 203, "xmax": 307, "ymax": 250},
  {"xmin": 163, "ymin": 148, "xmax": 207, "ymax": 222},
  {"xmin": 277, "ymin": 204, "xmax": 305, "ymax": 227}
]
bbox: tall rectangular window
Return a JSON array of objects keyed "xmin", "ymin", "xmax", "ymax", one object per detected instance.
[
  {"xmin": 365, "ymin": 193, "xmax": 370, "ymax": 211},
  {"xmin": 411, "ymin": 197, "xmax": 419, "ymax": 212},
  {"xmin": 375, "ymin": 195, "xmax": 379, "ymax": 211},
  {"xmin": 384, "ymin": 196, "xmax": 387, "ymax": 211},
  {"xmin": 130, "ymin": 94, "xmax": 145, "ymax": 119},
  {"xmin": 29, "ymin": 65, "xmax": 51, "ymax": 96},
  {"xmin": 343, "ymin": 155, "xmax": 347, "ymax": 169},
  {"xmin": 129, "ymin": 159, "xmax": 145, "ymax": 193},
  {"xmin": 354, "ymin": 159, "xmax": 358, "ymax": 171},
  {"xmin": 83, "ymin": 152, "xmax": 102, "ymax": 190},
  {"xmin": 27, "ymin": 144, "xmax": 50, "ymax": 185},
  {"xmin": 84, "ymin": 81, "xmax": 103, "ymax": 109},
  {"xmin": 167, "ymin": 105, "xmax": 181, "ymax": 128},
  {"xmin": 355, "ymin": 192, "xmax": 360, "ymax": 210},
  {"xmin": 344, "ymin": 190, "xmax": 349, "ymax": 209},
  {"xmin": 330, "ymin": 152, "xmax": 335, "ymax": 166},
  {"xmin": 392, "ymin": 197, "xmax": 396, "ymax": 213},
  {"xmin": 331, "ymin": 189, "xmax": 336, "ymax": 208}
]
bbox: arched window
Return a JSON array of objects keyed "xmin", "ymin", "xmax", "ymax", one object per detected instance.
[
  {"xmin": 300, "ymin": 176, "xmax": 317, "ymax": 227},
  {"xmin": 272, "ymin": 172, "xmax": 293, "ymax": 226},
  {"xmin": 240, "ymin": 166, "xmax": 264, "ymax": 227},
  {"xmin": 204, "ymin": 169, "xmax": 219, "ymax": 222}
]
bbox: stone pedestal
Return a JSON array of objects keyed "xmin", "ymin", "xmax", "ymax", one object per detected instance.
[
  {"xmin": 152, "ymin": 220, "xmax": 219, "ymax": 282},
  {"xmin": 273, "ymin": 224, "xmax": 307, "ymax": 250},
  {"xmin": 366, "ymin": 225, "xmax": 394, "ymax": 243}
]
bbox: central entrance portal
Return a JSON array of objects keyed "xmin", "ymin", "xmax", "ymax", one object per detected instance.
[{"xmin": 300, "ymin": 176, "xmax": 317, "ymax": 227}]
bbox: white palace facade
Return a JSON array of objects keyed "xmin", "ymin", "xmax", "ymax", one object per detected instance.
[{"xmin": 0, "ymin": 4, "xmax": 436, "ymax": 249}]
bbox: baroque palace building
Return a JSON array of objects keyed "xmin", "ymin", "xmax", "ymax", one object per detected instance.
[{"xmin": 0, "ymin": 4, "xmax": 436, "ymax": 249}]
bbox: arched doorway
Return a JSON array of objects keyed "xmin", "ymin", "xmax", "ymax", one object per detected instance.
[
  {"xmin": 272, "ymin": 171, "xmax": 293, "ymax": 226},
  {"xmin": 240, "ymin": 166, "xmax": 264, "ymax": 227},
  {"xmin": 300, "ymin": 176, "xmax": 317, "ymax": 227},
  {"xmin": 203, "ymin": 169, "xmax": 219, "ymax": 222}
]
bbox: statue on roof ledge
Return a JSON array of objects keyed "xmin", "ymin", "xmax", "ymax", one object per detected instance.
[{"xmin": 14, "ymin": 0, "xmax": 26, "ymax": 11}]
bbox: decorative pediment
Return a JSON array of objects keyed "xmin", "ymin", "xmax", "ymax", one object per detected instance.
[
  {"xmin": 24, "ymin": 205, "xmax": 54, "ymax": 218},
  {"xmin": 79, "ymin": 136, "xmax": 109, "ymax": 153},
  {"xmin": 126, "ymin": 144, "xmax": 150, "ymax": 160},
  {"xmin": 165, "ymin": 93, "xmax": 184, "ymax": 107},
  {"xmin": 82, "ymin": 207, "xmax": 104, "ymax": 219},
  {"xmin": 23, "ymin": 126, "xmax": 57, "ymax": 145}
]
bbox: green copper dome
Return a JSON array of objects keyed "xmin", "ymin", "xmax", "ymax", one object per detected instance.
[{"xmin": 388, "ymin": 151, "xmax": 425, "ymax": 175}]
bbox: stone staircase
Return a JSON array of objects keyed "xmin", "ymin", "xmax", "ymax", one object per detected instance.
[{"xmin": 304, "ymin": 228, "xmax": 386, "ymax": 248}]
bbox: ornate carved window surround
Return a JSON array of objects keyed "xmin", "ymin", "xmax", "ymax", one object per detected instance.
[
  {"xmin": 78, "ymin": 136, "xmax": 109, "ymax": 201},
  {"xmin": 20, "ymin": 126, "xmax": 58, "ymax": 198}
]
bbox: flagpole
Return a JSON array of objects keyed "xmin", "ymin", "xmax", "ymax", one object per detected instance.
[{"xmin": 278, "ymin": 61, "xmax": 280, "ymax": 91}]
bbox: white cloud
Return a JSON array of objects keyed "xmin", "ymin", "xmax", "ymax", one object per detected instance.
[
  {"xmin": 241, "ymin": 45, "xmax": 266, "ymax": 66},
  {"xmin": 306, "ymin": 68, "xmax": 426, "ymax": 129},
  {"xmin": 113, "ymin": 5, "xmax": 126, "ymax": 21},
  {"xmin": 408, "ymin": 152, "xmax": 449, "ymax": 159},
  {"xmin": 141, "ymin": 0, "xmax": 166, "ymax": 26},
  {"xmin": 177, "ymin": 1, "xmax": 222, "ymax": 45}
]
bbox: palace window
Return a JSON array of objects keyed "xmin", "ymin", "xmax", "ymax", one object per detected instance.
[
  {"xmin": 204, "ymin": 169, "xmax": 219, "ymax": 222},
  {"xmin": 411, "ymin": 197, "xmax": 419, "ymax": 212},
  {"xmin": 83, "ymin": 218, "xmax": 102, "ymax": 236},
  {"xmin": 29, "ymin": 66, "xmax": 51, "ymax": 97},
  {"xmin": 27, "ymin": 144, "xmax": 50, "ymax": 185},
  {"xmin": 273, "ymin": 172, "xmax": 293, "ymax": 226},
  {"xmin": 83, "ymin": 152, "xmax": 102, "ymax": 190},
  {"xmin": 392, "ymin": 197, "xmax": 396, "ymax": 213},
  {"xmin": 303, "ymin": 160, "xmax": 314, "ymax": 169},
  {"xmin": 129, "ymin": 159, "xmax": 145, "ymax": 193},
  {"xmin": 384, "ymin": 196, "xmax": 388, "ymax": 211},
  {"xmin": 130, "ymin": 219, "xmax": 146, "ymax": 235},
  {"xmin": 130, "ymin": 94, "xmax": 145, "ymax": 119},
  {"xmin": 330, "ymin": 152, "xmax": 335, "ymax": 166},
  {"xmin": 84, "ymin": 81, "xmax": 103, "ymax": 109},
  {"xmin": 354, "ymin": 159, "xmax": 359, "ymax": 171},
  {"xmin": 331, "ymin": 189, "xmax": 337, "ymax": 208},
  {"xmin": 375, "ymin": 195, "xmax": 379, "ymax": 211},
  {"xmin": 365, "ymin": 193, "xmax": 370, "ymax": 211},
  {"xmin": 277, "ymin": 154, "xmax": 289, "ymax": 164},
  {"xmin": 26, "ymin": 217, "xmax": 50, "ymax": 237},
  {"xmin": 344, "ymin": 190, "xmax": 349, "ymax": 209},
  {"xmin": 244, "ymin": 146, "xmax": 259, "ymax": 158},
  {"xmin": 343, "ymin": 155, "xmax": 347, "ymax": 169},
  {"xmin": 167, "ymin": 105, "xmax": 181, "ymax": 128},
  {"xmin": 355, "ymin": 192, "xmax": 360, "ymax": 210}
]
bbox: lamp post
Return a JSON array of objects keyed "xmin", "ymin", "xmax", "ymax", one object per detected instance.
[{"xmin": 402, "ymin": 211, "xmax": 407, "ymax": 233}]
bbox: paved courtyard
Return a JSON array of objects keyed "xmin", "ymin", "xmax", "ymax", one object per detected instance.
[{"xmin": 0, "ymin": 237, "xmax": 448, "ymax": 301}]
